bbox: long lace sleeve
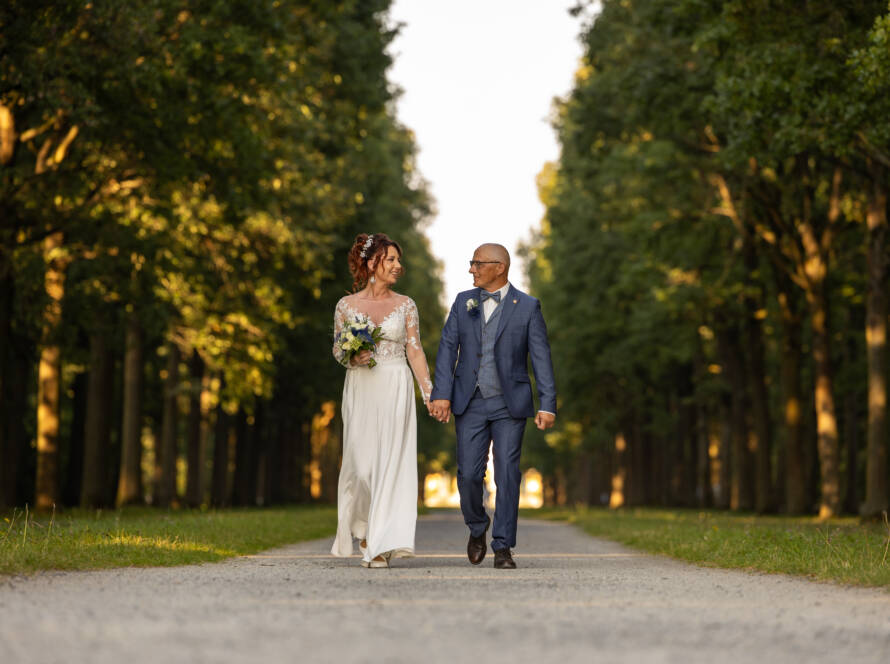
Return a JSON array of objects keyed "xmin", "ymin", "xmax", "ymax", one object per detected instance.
[
  {"xmin": 332, "ymin": 299, "xmax": 350, "ymax": 367},
  {"xmin": 404, "ymin": 298, "xmax": 433, "ymax": 402}
]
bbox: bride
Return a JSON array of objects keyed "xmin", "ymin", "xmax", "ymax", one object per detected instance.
[{"xmin": 330, "ymin": 233, "xmax": 434, "ymax": 568}]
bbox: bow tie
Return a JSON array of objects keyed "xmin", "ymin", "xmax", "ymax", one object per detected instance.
[{"xmin": 480, "ymin": 291, "xmax": 501, "ymax": 303}]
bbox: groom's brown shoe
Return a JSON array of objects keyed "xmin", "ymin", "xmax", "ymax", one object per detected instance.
[
  {"xmin": 493, "ymin": 548, "xmax": 516, "ymax": 569},
  {"xmin": 467, "ymin": 520, "xmax": 490, "ymax": 565}
]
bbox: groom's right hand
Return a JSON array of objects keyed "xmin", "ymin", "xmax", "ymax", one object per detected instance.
[{"xmin": 430, "ymin": 399, "xmax": 451, "ymax": 423}]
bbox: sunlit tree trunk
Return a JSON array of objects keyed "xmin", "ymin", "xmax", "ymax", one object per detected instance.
[
  {"xmin": 862, "ymin": 165, "xmax": 888, "ymax": 517},
  {"xmin": 185, "ymin": 351, "xmax": 205, "ymax": 507},
  {"xmin": 777, "ymin": 283, "xmax": 807, "ymax": 513},
  {"xmin": 609, "ymin": 430, "xmax": 628, "ymax": 508},
  {"xmin": 117, "ymin": 316, "xmax": 144, "ymax": 506},
  {"xmin": 807, "ymin": 283, "xmax": 841, "ymax": 518},
  {"xmin": 798, "ymin": 171, "xmax": 842, "ymax": 518},
  {"xmin": 35, "ymin": 230, "xmax": 66, "ymax": 511},
  {"xmin": 81, "ymin": 330, "xmax": 114, "ymax": 507},
  {"xmin": 156, "ymin": 341, "xmax": 180, "ymax": 507},
  {"xmin": 843, "ymin": 377, "xmax": 859, "ymax": 515}
]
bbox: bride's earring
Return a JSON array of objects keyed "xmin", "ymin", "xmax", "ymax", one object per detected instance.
[{"xmin": 369, "ymin": 276, "xmax": 376, "ymax": 284}]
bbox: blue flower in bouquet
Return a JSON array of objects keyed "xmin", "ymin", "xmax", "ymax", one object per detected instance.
[{"xmin": 338, "ymin": 315, "xmax": 384, "ymax": 368}]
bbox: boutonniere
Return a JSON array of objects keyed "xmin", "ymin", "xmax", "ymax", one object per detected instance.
[{"xmin": 466, "ymin": 298, "xmax": 480, "ymax": 318}]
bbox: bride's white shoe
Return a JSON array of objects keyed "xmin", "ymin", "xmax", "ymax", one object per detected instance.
[{"xmin": 360, "ymin": 550, "xmax": 391, "ymax": 569}]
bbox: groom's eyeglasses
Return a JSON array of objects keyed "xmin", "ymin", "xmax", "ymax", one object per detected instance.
[{"xmin": 469, "ymin": 261, "xmax": 502, "ymax": 268}]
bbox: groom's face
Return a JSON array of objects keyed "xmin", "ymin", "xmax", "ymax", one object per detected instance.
[{"xmin": 469, "ymin": 249, "xmax": 504, "ymax": 292}]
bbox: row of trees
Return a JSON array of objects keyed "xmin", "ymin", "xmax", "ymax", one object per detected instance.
[
  {"xmin": 523, "ymin": 0, "xmax": 890, "ymax": 517},
  {"xmin": 0, "ymin": 0, "xmax": 448, "ymax": 511}
]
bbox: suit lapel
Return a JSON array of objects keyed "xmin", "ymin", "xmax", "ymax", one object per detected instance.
[
  {"xmin": 470, "ymin": 288, "xmax": 482, "ymax": 345},
  {"xmin": 494, "ymin": 285, "xmax": 518, "ymax": 343}
]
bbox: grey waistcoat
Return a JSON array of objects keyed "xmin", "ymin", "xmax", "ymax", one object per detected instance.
[{"xmin": 477, "ymin": 298, "xmax": 505, "ymax": 398}]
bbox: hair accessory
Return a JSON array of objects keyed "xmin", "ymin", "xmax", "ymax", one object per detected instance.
[{"xmin": 359, "ymin": 234, "xmax": 374, "ymax": 259}]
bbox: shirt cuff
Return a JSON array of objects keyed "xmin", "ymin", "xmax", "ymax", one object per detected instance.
[{"xmin": 537, "ymin": 410, "xmax": 555, "ymax": 416}]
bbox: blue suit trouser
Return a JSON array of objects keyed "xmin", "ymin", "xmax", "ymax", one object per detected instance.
[{"xmin": 454, "ymin": 390, "xmax": 526, "ymax": 551}]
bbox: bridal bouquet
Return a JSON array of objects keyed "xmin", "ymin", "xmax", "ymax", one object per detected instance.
[{"xmin": 337, "ymin": 315, "xmax": 384, "ymax": 368}]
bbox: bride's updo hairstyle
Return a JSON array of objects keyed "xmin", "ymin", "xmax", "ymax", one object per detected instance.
[{"xmin": 348, "ymin": 232, "xmax": 403, "ymax": 291}]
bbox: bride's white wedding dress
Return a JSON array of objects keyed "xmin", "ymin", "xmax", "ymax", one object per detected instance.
[{"xmin": 330, "ymin": 293, "xmax": 432, "ymax": 564}]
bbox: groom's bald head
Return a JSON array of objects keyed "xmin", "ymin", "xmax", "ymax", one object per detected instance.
[
  {"xmin": 476, "ymin": 243, "xmax": 511, "ymax": 272},
  {"xmin": 470, "ymin": 243, "xmax": 510, "ymax": 291}
]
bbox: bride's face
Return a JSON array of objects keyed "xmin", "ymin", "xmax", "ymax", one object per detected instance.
[{"xmin": 372, "ymin": 246, "xmax": 402, "ymax": 285}]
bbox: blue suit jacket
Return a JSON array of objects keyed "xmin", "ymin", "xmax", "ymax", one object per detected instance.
[{"xmin": 431, "ymin": 285, "xmax": 557, "ymax": 419}]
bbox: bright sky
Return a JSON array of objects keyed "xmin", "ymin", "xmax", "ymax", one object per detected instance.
[{"xmin": 387, "ymin": 1, "xmax": 591, "ymax": 308}]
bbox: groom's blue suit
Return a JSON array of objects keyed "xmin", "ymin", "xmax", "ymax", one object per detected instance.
[{"xmin": 432, "ymin": 284, "xmax": 556, "ymax": 552}]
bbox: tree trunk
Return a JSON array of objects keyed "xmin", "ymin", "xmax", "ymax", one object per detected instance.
[
  {"xmin": 862, "ymin": 165, "xmax": 888, "ymax": 517},
  {"xmin": 35, "ymin": 231, "xmax": 66, "ymax": 511},
  {"xmin": 609, "ymin": 430, "xmax": 628, "ymax": 508},
  {"xmin": 777, "ymin": 278, "xmax": 807, "ymax": 513},
  {"xmin": 0, "ymin": 260, "xmax": 31, "ymax": 508},
  {"xmin": 61, "ymin": 370, "xmax": 87, "ymax": 507},
  {"xmin": 116, "ymin": 317, "xmax": 144, "ymax": 506},
  {"xmin": 676, "ymin": 388, "xmax": 697, "ymax": 507},
  {"xmin": 798, "ymin": 168, "xmax": 842, "ymax": 518},
  {"xmin": 714, "ymin": 399, "xmax": 732, "ymax": 510},
  {"xmin": 843, "ymin": 382, "xmax": 859, "ymax": 515},
  {"xmin": 210, "ymin": 402, "xmax": 230, "ymax": 507},
  {"xmin": 627, "ymin": 414, "xmax": 647, "ymax": 506},
  {"xmin": 1, "ymin": 351, "xmax": 28, "ymax": 508},
  {"xmin": 0, "ymin": 255, "xmax": 12, "ymax": 508},
  {"xmin": 805, "ymin": 282, "xmax": 841, "ymax": 517},
  {"xmin": 232, "ymin": 409, "xmax": 251, "ymax": 506},
  {"xmin": 156, "ymin": 341, "xmax": 180, "ymax": 507},
  {"xmin": 696, "ymin": 404, "xmax": 712, "ymax": 507},
  {"xmin": 267, "ymin": 394, "xmax": 295, "ymax": 504},
  {"xmin": 250, "ymin": 403, "xmax": 265, "ymax": 505},
  {"xmin": 718, "ymin": 324, "xmax": 753, "ymax": 510},
  {"xmin": 79, "ymin": 330, "xmax": 115, "ymax": 507},
  {"xmin": 743, "ymin": 247, "xmax": 774, "ymax": 513},
  {"xmin": 185, "ymin": 351, "xmax": 205, "ymax": 507},
  {"xmin": 297, "ymin": 419, "xmax": 312, "ymax": 503}
]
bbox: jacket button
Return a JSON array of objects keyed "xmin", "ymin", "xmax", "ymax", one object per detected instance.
[{"xmin": 477, "ymin": 353, "xmax": 482, "ymax": 358}]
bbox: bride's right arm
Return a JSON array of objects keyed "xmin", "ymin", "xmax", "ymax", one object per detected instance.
[{"xmin": 332, "ymin": 299, "xmax": 351, "ymax": 367}]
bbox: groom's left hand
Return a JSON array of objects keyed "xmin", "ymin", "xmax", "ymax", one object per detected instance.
[{"xmin": 534, "ymin": 411, "xmax": 555, "ymax": 430}]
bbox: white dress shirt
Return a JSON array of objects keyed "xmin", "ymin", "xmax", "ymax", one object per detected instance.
[
  {"xmin": 480, "ymin": 282, "xmax": 555, "ymax": 417},
  {"xmin": 482, "ymin": 282, "xmax": 511, "ymax": 323}
]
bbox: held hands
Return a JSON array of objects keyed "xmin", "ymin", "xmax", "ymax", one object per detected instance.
[
  {"xmin": 535, "ymin": 411, "xmax": 556, "ymax": 431},
  {"xmin": 429, "ymin": 399, "xmax": 451, "ymax": 423}
]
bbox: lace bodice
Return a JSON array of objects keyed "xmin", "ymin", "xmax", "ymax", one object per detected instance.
[{"xmin": 333, "ymin": 294, "xmax": 433, "ymax": 401}]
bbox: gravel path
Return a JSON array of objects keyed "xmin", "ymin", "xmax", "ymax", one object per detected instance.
[{"xmin": 1, "ymin": 510, "xmax": 888, "ymax": 664}]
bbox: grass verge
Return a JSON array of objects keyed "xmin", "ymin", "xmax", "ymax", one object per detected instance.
[
  {"xmin": 0, "ymin": 505, "xmax": 337, "ymax": 575},
  {"xmin": 523, "ymin": 506, "xmax": 890, "ymax": 588}
]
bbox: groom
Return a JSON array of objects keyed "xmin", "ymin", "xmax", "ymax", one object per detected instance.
[{"xmin": 430, "ymin": 243, "xmax": 556, "ymax": 569}]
